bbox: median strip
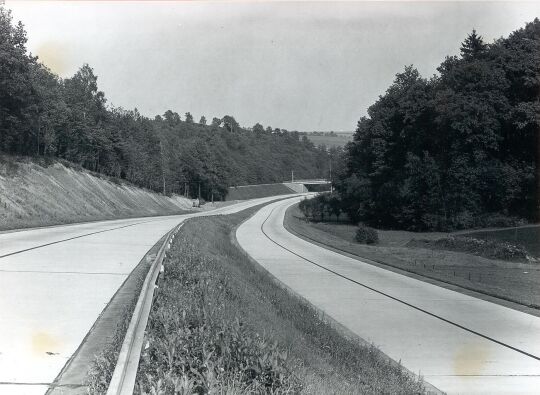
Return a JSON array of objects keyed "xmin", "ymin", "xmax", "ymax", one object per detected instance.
[{"xmin": 130, "ymin": 207, "xmax": 426, "ymax": 393}]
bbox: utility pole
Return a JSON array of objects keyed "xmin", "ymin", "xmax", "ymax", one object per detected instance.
[
  {"xmin": 36, "ymin": 116, "xmax": 40, "ymax": 156},
  {"xmin": 329, "ymin": 159, "xmax": 333, "ymax": 193},
  {"xmin": 198, "ymin": 182, "xmax": 201, "ymax": 201},
  {"xmin": 329, "ymin": 159, "xmax": 332, "ymax": 181},
  {"xmin": 291, "ymin": 170, "xmax": 294, "ymax": 183},
  {"xmin": 159, "ymin": 140, "xmax": 166, "ymax": 195}
]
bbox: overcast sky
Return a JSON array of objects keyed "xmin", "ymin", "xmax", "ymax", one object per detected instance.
[{"xmin": 6, "ymin": 1, "xmax": 540, "ymax": 131}]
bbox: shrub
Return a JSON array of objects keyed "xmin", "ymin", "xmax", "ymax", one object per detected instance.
[
  {"xmin": 448, "ymin": 211, "xmax": 475, "ymax": 230},
  {"xmin": 475, "ymin": 213, "xmax": 527, "ymax": 228},
  {"xmin": 298, "ymin": 193, "xmax": 341, "ymax": 222},
  {"xmin": 355, "ymin": 224, "xmax": 379, "ymax": 245},
  {"xmin": 408, "ymin": 236, "xmax": 532, "ymax": 262}
]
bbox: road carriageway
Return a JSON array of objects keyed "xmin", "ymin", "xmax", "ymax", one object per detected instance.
[
  {"xmin": 236, "ymin": 196, "xmax": 540, "ymax": 395},
  {"xmin": 0, "ymin": 194, "xmax": 304, "ymax": 395}
]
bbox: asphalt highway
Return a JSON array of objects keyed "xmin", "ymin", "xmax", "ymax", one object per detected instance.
[
  {"xmin": 236, "ymin": 196, "xmax": 540, "ymax": 394},
  {"xmin": 0, "ymin": 194, "xmax": 300, "ymax": 395}
]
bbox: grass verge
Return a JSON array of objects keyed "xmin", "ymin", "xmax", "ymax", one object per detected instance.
[
  {"xmin": 134, "ymin": 207, "xmax": 425, "ymax": 394},
  {"xmin": 285, "ymin": 204, "xmax": 540, "ymax": 312}
]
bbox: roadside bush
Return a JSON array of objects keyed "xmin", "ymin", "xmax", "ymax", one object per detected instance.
[
  {"xmin": 408, "ymin": 236, "xmax": 532, "ymax": 262},
  {"xmin": 355, "ymin": 224, "xmax": 379, "ymax": 245},
  {"xmin": 447, "ymin": 211, "xmax": 475, "ymax": 231},
  {"xmin": 298, "ymin": 193, "xmax": 342, "ymax": 222},
  {"xmin": 475, "ymin": 213, "xmax": 527, "ymax": 228}
]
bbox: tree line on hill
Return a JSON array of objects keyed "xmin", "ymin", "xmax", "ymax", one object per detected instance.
[
  {"xmin": 0, "ymin": 7, "xmax": 330, "ymax": 200},
  {"xmin": 336, "ymin": 20, "xmax": 540, "ymax": 231}
]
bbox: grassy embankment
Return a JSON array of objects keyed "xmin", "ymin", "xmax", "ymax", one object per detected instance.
[
  {"xmin": 304, "ymin": 132, "xmax": 353, "ymax": 148},
  {"xmin": 285, "ymin": 204, "xmax": 540, "ymax": 311},
  {"xmin": 0, "ymin": 155, "xmax": 194, "ymax": 231},
  {"xmin": 226, "ymin": 183, "xmax": 295, "ymax": 201},
  {"xmin": 110, "ymin": 207, "xmax": 424, "ymax": 394}
]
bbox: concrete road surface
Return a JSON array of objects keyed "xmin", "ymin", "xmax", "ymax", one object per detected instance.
[
  {"xmin": 0, "ymin": 194, "xmax": 301, "ymax": 395},
  {"xmin": 236, "ymin": 196, "xmax": 540, "ymax": 394}
]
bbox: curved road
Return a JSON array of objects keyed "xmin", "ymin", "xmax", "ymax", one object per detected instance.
[
  {"xmin": 0, "ymin": 194, "xmax": 301, "ymax": 395},
  {"xmin": 236, "ymin": 196, "xmax": 540, "ymax": 394}
]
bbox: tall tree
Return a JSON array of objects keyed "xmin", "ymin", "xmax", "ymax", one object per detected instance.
[
  {"xmin": 460, "ymin": 29, "xmax": 488, "ymax": 59},
  {"xmin": 163, "ymin": 110, "xmax": 181, "ymax": 126},
  {"xmin": 62, "ymin": 64, "xmax": 108, "ymax": 168},
  {"xmin": 0, "ymin": 7, "xmax": 36, "ymax": 153},
  {"xmin": 222, "ymin": 115, "xmax": 239, "ymax": 133},
  {"xmin": 252, "ymin": 123, "xmax": 265, "ymax": 135},
  {"xmin": 30, "ymin": 63, "xmax": 67, "ymax": 156}
]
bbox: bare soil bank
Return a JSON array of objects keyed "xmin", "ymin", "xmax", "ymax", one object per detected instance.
[{"xmin": 0, "ymin": 156, "xmax": 193, "ymax": 231}]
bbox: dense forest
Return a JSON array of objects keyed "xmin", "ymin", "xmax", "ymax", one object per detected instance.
[
  {"xmin": 337, "ymin": 20, "xmax": 540, "ymax": 231},
  {"xmin": 0, "ymin": 7, "xmax": 329, "ymax": 200}
]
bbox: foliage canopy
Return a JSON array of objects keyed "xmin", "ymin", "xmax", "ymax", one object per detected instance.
[{"xmin": 337, "ymin": 21, "xmax": 540, "ymax": 231}]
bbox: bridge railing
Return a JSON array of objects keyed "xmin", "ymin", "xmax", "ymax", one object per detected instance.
[{"xmin": 290, "ymin": 179, "xmax": 330, "ymax": 184}]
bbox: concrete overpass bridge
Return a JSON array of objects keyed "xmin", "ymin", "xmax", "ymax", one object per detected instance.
[
  {"xmin": 226, "ymin": 179, "xmax": 331, "ymax": 200},
  {"xmin": 283, "ymin": 179, "xmax": 331, "ymax": 193}
]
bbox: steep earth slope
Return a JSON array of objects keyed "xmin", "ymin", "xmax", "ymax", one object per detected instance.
[{"xmin": 0, "ymin": 157, "xmax": 193, "ymax": 231}]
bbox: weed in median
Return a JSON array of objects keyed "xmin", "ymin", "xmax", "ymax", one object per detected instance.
[
  {"xmin": 136, "ymin": 244, "xmax": 301, "ymax": 394},
  {"xmin": 86, "ymin": 301, "xmax": 137, "ymax": 394},
  {"xmin": 85, "ymin": 254, "xmax": 152, "ymax": 395}
]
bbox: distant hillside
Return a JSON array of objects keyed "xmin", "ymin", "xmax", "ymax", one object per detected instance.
[
  {"xmin": 302, "ymin": 132, "xmax": 353, "ymax": 148},
  {"xmin": 0, "ymin": 156, "xmax": 193, "ymax": 231}
]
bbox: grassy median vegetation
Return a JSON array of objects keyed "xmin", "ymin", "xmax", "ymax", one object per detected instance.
[{"xmin": 135, "ymin": 207, "xmax": 425, "ymax": 394}]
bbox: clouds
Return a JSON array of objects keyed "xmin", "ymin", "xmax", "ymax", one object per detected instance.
[{"xmin": 7, "ymin": 1, "xmax": 540, "ymax": 131}]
